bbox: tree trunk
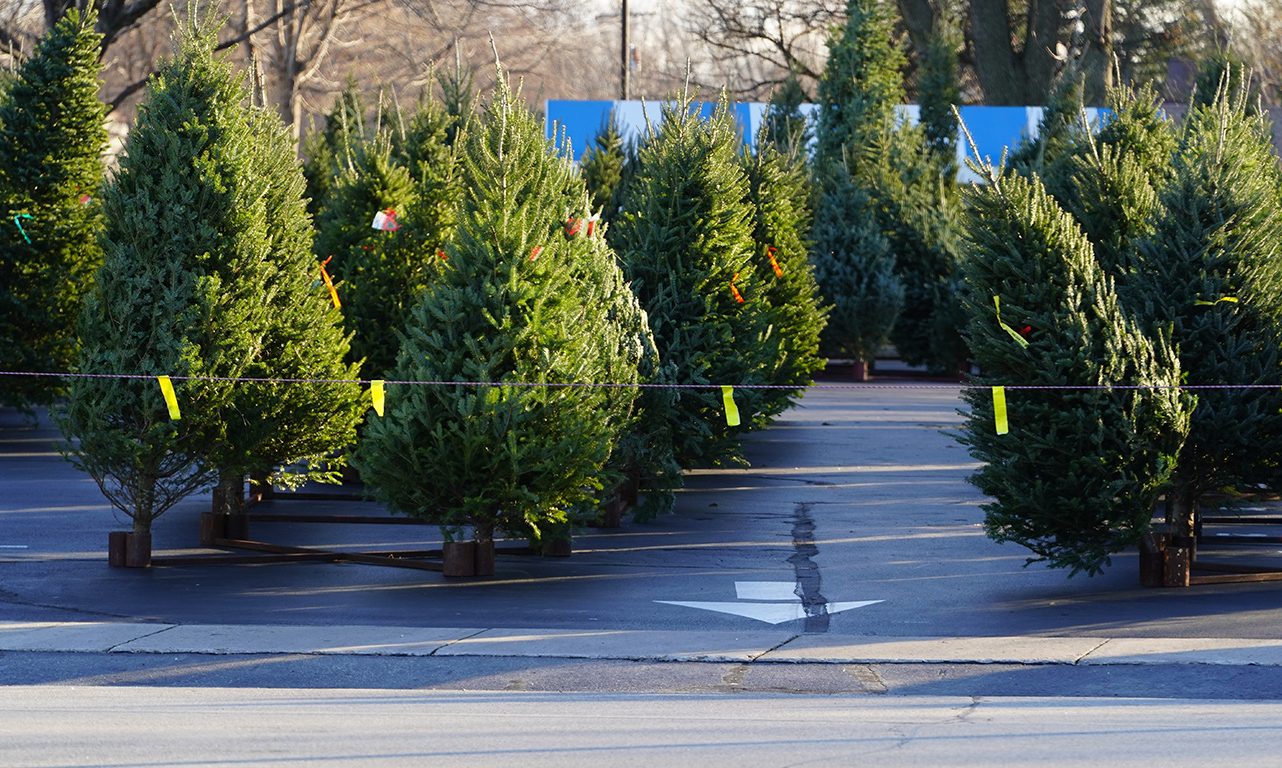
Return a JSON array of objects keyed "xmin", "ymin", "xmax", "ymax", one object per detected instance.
[
  {"xmin": 851, "ymin": 358, "xmax": 869, "ymax": 382},
  {"xmin": 1165, "ymin": 483, "xmax": 1196, "ymax": 587},
  {"xmin": 968, "ymin": 0, "xmax": 1024, "ymax": 104},
  {"xmin": 1079, "ymin": 0, "xmax": 1113, "ymax": 105}
]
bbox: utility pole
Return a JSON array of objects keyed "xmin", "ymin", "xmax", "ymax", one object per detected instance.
[{"xmin": 620, "ymin": 0, "xmax": 630, "ymax": 100}]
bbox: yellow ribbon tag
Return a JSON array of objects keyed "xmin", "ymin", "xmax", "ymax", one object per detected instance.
[
  {"xmin": 992, "ymin": 386, "xmax": 1008, "ymax": 435},
  {"xmin": 993, "ymin": 296, "xmax": 1029, "ymax": 349},
  {"xmin": 370, "ymin": 379, "xmax": 385, "ymax": 417},
  {"xmin": 157, "ymin": 375, "xmax": 181, "ymax": 420},
  {"xmin": 1193, "ymin": 296, "xmax": 1238, "ymax": 306},
  {"xmin": 721, "ymin": 385, "xmax": 741, "ymax": 427}
]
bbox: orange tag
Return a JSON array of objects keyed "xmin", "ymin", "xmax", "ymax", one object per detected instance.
[
  {"xmin": 436, "ymin": 249, "xmax": 448, "ymax": 262},
  {"xmin": 319, "ymin": 256, "xmax": 340, "ymax": 309},
  {"xmin": 530, "ymin": 245, "xmax": 543, "ymax": 261},
  {"xmin": 767, "ymin": 246, "xmax": 783, "ymax": 278},
  {"xmin": 729, "ymin": 273, "xmax": 744, "ymax": 304}
]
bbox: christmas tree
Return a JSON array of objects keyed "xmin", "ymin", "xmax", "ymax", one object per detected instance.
[
  {"xmin": 63, "ymin": 19, "xmax": 362, "ymax": 547},
  {"xmin": 580, "ymin": 112, "xmax": 627, "ymax": 223},
  {"xmin": 741, "ymin": 138, "xmax": 827, "ymax": 418},
  {"xmin": 814, "ymin": 0, "xmax": 960, "ymax": 374},
  {"xmin": 916, "ymin": 3, "xmax": 961, "ymax": 177},
  {"xmin": 301, "ymin": 78, "xmax": 366, "ymax": 215},
  {"xmin": 356, "ymin": 62, "xmax": 647, "ymax": 559},
  {"xmin": 810, "ymin": 160, "xmax": 901, "ymax": 375},
  {"xmin": 761, "ymin": 74, "xmax": 811, "ymax": 155},
  {"xmin": 1129, "ymin": 82, "xmax": 1282, "ymax": 555},
  {"xmin": 0, "ymin": 8, "xmax": 106, "ymax": 409},
  {"xmin": 959, "ymin": 168, "xmax": 1190, "ymax": 575},
  {"xmin": 613, "ymin": 91, "xmax": 777, "ymax": 465}
]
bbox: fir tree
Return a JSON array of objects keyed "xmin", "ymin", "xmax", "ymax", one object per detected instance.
[
  {"xmin": 814, "ymin": 0, "xmax": 904, "ymax": 168},
  {"xmin": 301, "ymin": 78, "xmax": 365, "ymax": 215},
  {"xmin": 1008, "ymin": 69, "xmax": 1087, "ymax": 193},
  {"xmin": 312, "ymin": 131, "xmax": 417, "ymax": 373},
  {"xmin": 343, "ymin": 90, "xmax": 463, "ymax": 378},
  {"xmin": 0, "ymin": 8, "xmax": 106, "ymax": 409},
  {"xmin": 810, "ymin": 161, "xmax": 901, "ymax": 371},
  {"xmin": 814, "ymin": 0, "xmax": 961, "ymax": 374},
  {"xmin": 63, "ymin": 20, "xmax": 362, "ymax": 538},
  {"xmin": 356, "ymin": 63, "xmax": 647, "ymax": 551},
  {"xmin": 916, "ymin": 3, "xmax": 961, "ymax": 177},
  {"xmin": 1053, "ymin": 84, "xmax": 1174, "ymax": 290},
  {"xmin": 580, "ymin": 112, "xmax": 626, "ymax": 223},
  {"xmin": 958, "ymin": 169, "xmax": 1190, "ymax": 575},
  {"xmin": 762, "ymin": 73, "xmax": 811, "ymax": 155},
  {"xmin": 613, "ymin": 91, "xmax": 777, "ymax": 465},
  {"xmin": 1129, "ymin": 83, "xmax": 1282, "ymax": 545},
  {"xmin": 742, "ymin": 138, "xmax": 827, "ymax": 417}
]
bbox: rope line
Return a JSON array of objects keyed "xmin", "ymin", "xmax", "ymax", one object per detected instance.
[{"xmin": 0, "ymin": 369, "xmax": 1279, "ymax": 392}]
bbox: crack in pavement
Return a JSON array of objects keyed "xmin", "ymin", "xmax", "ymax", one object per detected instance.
[{"xmin": 788, "ymin": 502, "xmax": 829, "ymax": 633}]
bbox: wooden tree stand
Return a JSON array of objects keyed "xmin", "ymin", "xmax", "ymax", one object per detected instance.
[{"xmin": 107, "ymin": 532, "xmax": 152, "ymax": 568}]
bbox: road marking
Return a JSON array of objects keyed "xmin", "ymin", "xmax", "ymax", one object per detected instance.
[
  {"xmin": 734, "ymin": 581, "xmax": 798, "ymax": 601},
  {"xmin": 0, "ymin": 545, "xmax": 28, "ymax": 549},
  {"xmin": 655, "ymin": 599, "xmax": 882, "ymax": 625}
]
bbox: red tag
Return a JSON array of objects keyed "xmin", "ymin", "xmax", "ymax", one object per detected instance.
[
  {"xmin": 530, "ymin": 245, "xmax": 543, "ymax": 261},
  {"xmin": 564, "ymin": 218, "xmax": 581, "ymax": 237},
  {"xmin": 437, "ymin": 249, "xmax": 448, "ymax": 262},
  {"xmin": 78, "ymin": 193, "xmax": 91, "ymax": 205}
]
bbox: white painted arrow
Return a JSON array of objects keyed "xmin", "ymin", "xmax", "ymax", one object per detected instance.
[{"xmin": 655, "ymin": 581, "xmax": 882, "ymax": 625}]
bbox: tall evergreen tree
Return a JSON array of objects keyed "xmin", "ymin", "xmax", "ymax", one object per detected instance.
[
  {"xmin": 1129, "ymin": 84, "xmax": 1282, "ymax": 551},
  {"xmin": 762, "ymin": 73, "xmax": 811, "ymax": 155},
  {"xmin": 0, "ymin": 8, "xmax": 106, "ymax": 409},
  {"xmin": 814, "ymin": 0, "xmax": 962, "ymax": 375},
  {"xmin": 63, "ymin": 20, "xmax": 362, "ymax": 542},
  {"xmin": 742, "ymin": 138, "xmax": 827, "ymax": 417},
  {"xmin": 356, "ymin": 64, "xmax": 648, "ymax": 554},
  {"xmin": 581, "ymin": 112, "xmax": 627, "ymax": 223},
  {"xmin": 958, "ymin": 169, "xmax": 1190, "ymax": 575},
  {"xmin": 811, "ymin": 162, "xmax": 901, "ymax": 373},
  {"xmin": 301, "ymin": 77, "xmax": 366, "ymax": 215},
  {"xmin": 916, "ymin": 3, "xmax": 961, "ymax": 177},
  {"xmin": 614, "ymin": 91, "xmax": 777, "ymax": 465}
]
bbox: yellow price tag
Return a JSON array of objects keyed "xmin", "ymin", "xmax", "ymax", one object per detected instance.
[
  {"xmin": 992, "ymin": 386, "xmax": 1008, "ymax": 435},
  {"xmin": 721, "ymin": 385, "xmax": 741, "ymax": 427},
  {"xmin": 157, "ymin": 375, "xmax": 181, "ymax": 420},
  {"xmin": 993, "ymin": 296, "xmax": 1030, "ymax": 349},
  {"xmin": 370, "ymin": 379, "xmax": 385, "ymax": 417}
]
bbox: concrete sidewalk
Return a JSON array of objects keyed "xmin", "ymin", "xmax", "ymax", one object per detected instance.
[{"xmin": 6, "ymin": 620, "xmax": 1282, "ymax": 667}]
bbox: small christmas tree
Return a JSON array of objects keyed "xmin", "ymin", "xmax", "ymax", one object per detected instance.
[
  {"xmin": 0, "ymin": 8, "xmax": 106, "ymax": 409},
  {"xmin": 810, "ymin": 160, "xmax": 901, "ymax": 376},
  {"xmin": 580, "ymin": 112, "xmax": 627, "ymax": 223},
  {"xmin": 916, "ymin": 3, "xmax": 961, "ymax": 177},
  {"xmin": 762, "ymin": 74, "xmax": 811, "ymax": 155},
  {"xmin": 613, "ymin": 91, "xmax": 777, "ymax": 465},
  {"xmin": 959, "ymin": 168, "xmax": 1190, "ymax": 575},
  {"xmin": 814, "ymin": 0, "xmax": 904, "ymax": 167},
  {"xmin": 356, "ymin": 62, "xmax": 646, "ymax": 561},
  {"xmin": 63, "ymin": 20, "xmax": 362, "ymax": 552},
  {"xmin": 301, "ymin": 77, "xmax": 366, "ymax": 215},
  {"xmin": 741, "ymin": 138, "xmax": 827, "ymax": 417},
  {"xmin": 1129, "ymin": 82, "xmax": 1282, "ymax": 557}
]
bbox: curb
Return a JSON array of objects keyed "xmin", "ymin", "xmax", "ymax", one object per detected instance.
[{"xmin": 4, "ymin": 621, "xmax": 1282, "ymax": 666}]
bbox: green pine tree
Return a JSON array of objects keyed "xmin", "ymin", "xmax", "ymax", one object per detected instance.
[
  {"xmin": 958, "ymin": 169, "xmax": 1191, "ymax": 575},
  {"xmin": 916, "ymin": 2, "xmax": 961, "ymax": 177},
  {"xmin": 0, "ymin": 8, "xmax": 106, "ymax": 409},
  {"xmin": 355, "ymin": 63, "xmax": 647, "ymax": 550},
  {"xmin": 614, "ymin": 91, "xmax": 777, "ymax": 466},
  {"xmin": 63, "ymin": 20, "xmax": 362, "ymax": 538},
  {"xmin": 811, "ymin": 160, "xmax": 902, "ymax": 370},
  {"xmin": 581, "ymin": 112, "xmax": 626, "ymax": 223},
  {"xmin": 1009, "ymin": 69, "xmax": 1087, "ymax": 192},
  {"xmin": 762, "ymin": 73, "xmax": 811, "ymax": 155},
  {"xmin": 742, "ymin": 138, "xmax": 827, "ymax": 417},
  {"xmin": 1129, "ymin": 82, "xmax": 1282, "ymax": 544},
  {"xmin": 1053, "ymin": 83, "xmax": 1174, "ymax": 289},
  {"xmin": 815, "ymin": 0, "xmax": 904, "ymax": 168},
  {"xmin": 814, "ymin": 0, "xmax": 962, "ymax": 375},
  {"xmin": 301, "ymin": 77, "xmax": 366, "ymax": 215}
]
